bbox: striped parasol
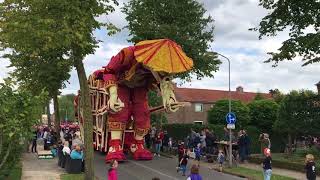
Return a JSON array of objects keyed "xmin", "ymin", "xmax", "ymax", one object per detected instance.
[{"xmin": 134, "ymin": 39, "xmax": 193, "ymax": 73}]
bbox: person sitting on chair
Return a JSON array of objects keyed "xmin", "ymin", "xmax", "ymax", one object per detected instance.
[{"xmin": 70, "ymin": 145, "xmax": 83, "ymax": 160}]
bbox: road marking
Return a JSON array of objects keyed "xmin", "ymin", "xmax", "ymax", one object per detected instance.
[{"xmin": 128, "ymin": 160, "xmax": 180, "ymax": 180}]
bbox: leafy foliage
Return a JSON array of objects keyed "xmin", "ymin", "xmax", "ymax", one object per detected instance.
[
  {"xmin": 0, "ymin": 0, "xmax": 119, "ymax": 178},
  {"xmin": 253, "ymin": 0, "xmax": 320, "ymax": 66},
  {"xmin": 0, "ymin": 80, "xmax": 45, "ymax": 176},
  {"xmin": 208, "ymin": 100, "xmax": 250, "ymax": 128},
  {"xmin": 269, "ymin": 89, "xmax": 285, "ymax": 103},
  {"xmin": 274, "ymin": 90, "xmax": 320, "ymax": 136},
  {"xmin": 248, "ymin": 99, "xmax": 279, "ymax": 133},
  {"xmin": 59, "ymin": 94, "xmax": 76, "ymax": 122},
  {"xmin": 148, "ymin": 91, "xmax": 167, "ymax": 125},
  {"xmin": 122, "ymin": 0, "xmax": 221, "ymax": 80}
]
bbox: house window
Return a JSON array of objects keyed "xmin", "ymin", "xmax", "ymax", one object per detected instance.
[
  {"xmin": 194, "ymin": 121, "xmax": 203, "ymax": 125},
  {"xmin": 195, "ymin": 103, "xmax": 203, "ymax": 112}
]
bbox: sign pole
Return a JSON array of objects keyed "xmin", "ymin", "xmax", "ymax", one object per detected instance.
[{"xmin": 216, "ymin": 52, "xmax": 232, "ymax": 167}]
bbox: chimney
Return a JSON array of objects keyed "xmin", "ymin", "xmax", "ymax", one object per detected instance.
[
  {"xmin": 236, "ymin": 86, "xmax": 244, "ymax": 93},
  {"xmin": 316, "ymin": 81, "xmax": 320, "ymax": 94}
]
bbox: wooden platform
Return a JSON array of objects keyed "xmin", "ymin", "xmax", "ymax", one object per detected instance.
[{"xmin": 37, "ymin": 150, "xmax": 54, "ymax": 159}]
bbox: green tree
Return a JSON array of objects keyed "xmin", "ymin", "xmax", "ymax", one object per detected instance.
[
  {"xmin": 148, "ymin": 91, "xmax": 167, "ymax": 126},
  {"xmin": 122, "ymin": 0, "xmax": 221, "ymax": 80},
  {"xmin": 274, "ymin": 90, "xmax": 319, "ymax": 153},
  {"xmin": 59, "ymin": 94, "xmax": 76, "ymax": 122},
  {"xmin": 7, "ymin": 52, "xmax": 71, "ymax": 131},
  {"xmin": 248, "ymin": 99, "xmax": 279, "ymax": 133},
  {"xmin": 269, "ymin": 89, "xmax": 285, "ymax": 104},
  {"xmin": 0, "ymin": 80, "xmax": 45, "ymax": 175},
  {"xmin": 208, "ymin": 100, "xmax": 250, "ymax": 128},
  {"xmin": 253, "ymin": 0, "xmax": 320, "ymax": 66},
  {"xmin": 0, "ymin": 0, "xmax": 119, "ymax": 178}
]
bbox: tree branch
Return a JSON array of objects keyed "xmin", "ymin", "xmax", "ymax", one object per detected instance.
[{"xmin": 0, "ymin": 143, "xmax": 12, "ymax": 170}]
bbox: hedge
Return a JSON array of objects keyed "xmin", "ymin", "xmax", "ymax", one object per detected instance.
[
  {"xmin": 249, "ymin": 155, "xmax": 320, "ymax": 175},
  {"xmin": 162, "ymin": 123, "xmax": 286, "ymax": 154}
]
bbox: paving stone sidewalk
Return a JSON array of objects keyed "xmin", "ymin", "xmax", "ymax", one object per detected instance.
[{"xmin": 21, "ymin": 153, "xmax": 63, "ymax": 180}]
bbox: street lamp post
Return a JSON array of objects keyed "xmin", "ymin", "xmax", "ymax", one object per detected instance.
[{"xmin": 216, "ymin": 52, "xmax": 232, "ymax": 167}]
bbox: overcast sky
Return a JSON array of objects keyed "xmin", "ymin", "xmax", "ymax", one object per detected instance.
[{"xmin": 1, "ymin": 0, "xmax": 319, "ymax": 95}]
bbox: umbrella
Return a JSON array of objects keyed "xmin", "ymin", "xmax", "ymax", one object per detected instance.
[{"xmin": 134, "ymin": 39, "xmax": 193, "ymax": 73}]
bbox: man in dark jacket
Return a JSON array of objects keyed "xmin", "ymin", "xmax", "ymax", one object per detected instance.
[{"xmin": 205, "ymin": 129, "xmax": 216, "ymax": 154}]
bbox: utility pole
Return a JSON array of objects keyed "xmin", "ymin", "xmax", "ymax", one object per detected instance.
[{"xmin": 216, "ymin": 52, "xmax": 232, "ymax": 167}]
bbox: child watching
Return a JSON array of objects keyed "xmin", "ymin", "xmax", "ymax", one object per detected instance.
[
  {"xmin": 217, "ymin": 150, "xmax": 225, "ymax": 172},
  {"xmin": 194, "ymin": 143, "xmax": 202, "ymax": 166},
  {"xmin": 108, "ymin": 160, "xmax": 118, "ymax": 180},
  {"xmin": 305, "ymin": 154, "xmax": 316, "ymax": 180}
]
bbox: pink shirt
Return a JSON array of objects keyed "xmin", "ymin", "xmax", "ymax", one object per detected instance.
[{"xmin": 108, "ymin": 168, "xmax": 118, "ymax": 180}]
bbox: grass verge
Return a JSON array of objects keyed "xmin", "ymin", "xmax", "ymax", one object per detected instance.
[
  {"xmin": 60, "ymin": 174, "xmax": 84, "ymax": 180},
  {"xmin": 217, "ymin": 166, "xmax": 295, "ymax": 180},
  {"xmin": 249, "ymin": 153, "xmax": 320, "ymax": 175}
]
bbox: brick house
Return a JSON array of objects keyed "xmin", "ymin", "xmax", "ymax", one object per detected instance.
[{"xmin": 167, "ymin": 86, "xmax": 272, "ymax": 124}]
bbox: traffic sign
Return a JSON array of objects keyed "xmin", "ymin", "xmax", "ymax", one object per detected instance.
[
  {"xmin": 227, "ymin": 124, "xmax": 235, "ymax": 129},
  {"xmin": 226, "ymin": 112, "xmax": 236, "ymax": 124}
]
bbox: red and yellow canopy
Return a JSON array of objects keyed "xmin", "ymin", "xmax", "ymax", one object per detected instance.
[{"xmin": 134, "ymin": 39, "xmax": 193, "ymax": 73}]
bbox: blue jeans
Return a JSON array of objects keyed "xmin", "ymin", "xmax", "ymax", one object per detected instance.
[
  {"xmin": 263, "ymin": 169, "xmax": 272, "ymax": 180},
  {"xmin": 179, "ymin": 165, "xmax": 187, "ymax": 175},
  {"xmin": 155, "ymin": 143, "xmax": 161, "ymax": 154}
]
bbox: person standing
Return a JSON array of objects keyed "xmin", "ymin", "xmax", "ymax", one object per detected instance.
[
  {"xmin": 177, "ymin": 142, "xmax": 185, "ymax": 168},
  {"xmin": 31, "ymin": 128, "xmax": 38, "ymax": 153},
  {"xmin": 187, "ymin": 164, "xmax": 202, "ymax": 180},
  {"xmin": 259, "ymin": 133, "xmax": 271, "ymax": 155},
  {"xmin": 108, "ymin": 160, "xmax": 118, "ymax": 180},
  {"xmin": 238, "ymin": 130, "xmax": 246, "ymax": 162},
  {"xmin": 194, "ymin": 143, "xmax": 202, "ymax": 166},
  {"xmin": 168, "ymin": 137, "xmax": 173, "ymax": 153},
  {"xmin": 162, "ymin": 130, "xmax": 169, "ymax": 152},
  {"xmin": 154, "ymin": 131, "xmax": 162, "ymax": 157},
  {"xmin": 305, "ymin": 154, "xmax": 316, "ymax": 180},
  {"xmin": 200, "ymin": 130, "xmax": 206, "ymax": 152},
  {"xmin": 262, "ymin": 148, "xmax": 272, "ymax": 180},
  {"xmin": 145, "ymin": 131, "xmax": 151, "ymax": 149},
  {"xmin": 177, "ymin": 149, "xmax": 190, "ymax": 176},
  {"xmin": 150, "ymin": 126, "xmax": 156, "ymax": 149},
  {"xmin": 243, "ymin": 130, "xmax": 251, "ymax": 162},
  {"xmin": 43, "ymin": 128, "xmax": 49, "ymax": 150}
]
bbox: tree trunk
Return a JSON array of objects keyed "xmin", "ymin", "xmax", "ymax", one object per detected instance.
[
  {"xmin": 47, "ymin": 102, "xmax": 51, "ymax": 127},
  {"xmin": 0, "ymin": 134, "xmax": 2, "ymax": 156},
  {"xmin": 0, "ymin": 143, "xmax": 11, "ymax": 170},
  {"xmin": 53, "ymin": 93, "xmax": 60, "ymax": 139},
  {"xmin": 74, "ymin": 57, "xmax": 94, "ymax": 180},
  {"xmin": 287, "ymin": 134, "xmax": 292, "ymax": 154}
]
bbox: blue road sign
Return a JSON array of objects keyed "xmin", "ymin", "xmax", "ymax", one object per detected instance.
[{"xmin": 226, "ymin": 112, "xmax": 236, "ymax": 124}]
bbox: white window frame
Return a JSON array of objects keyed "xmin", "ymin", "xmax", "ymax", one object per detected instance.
[
  {"xmin": 195, "ymin": 103, "xmax": 203, "ymax": 112},
  {"xmin": 194, "ymin": 121, "xmax": 203, "ymax": 125}
]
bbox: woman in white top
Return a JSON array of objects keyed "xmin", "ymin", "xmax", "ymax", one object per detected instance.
[{"xmin": 62, "ymin": 141, "xmax": 71, "ymax": 155}]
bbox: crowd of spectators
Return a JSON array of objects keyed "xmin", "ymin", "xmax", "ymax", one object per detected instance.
[{"xmin": 57, "ymin": 127, "xmax": 84, "ymax": 174}]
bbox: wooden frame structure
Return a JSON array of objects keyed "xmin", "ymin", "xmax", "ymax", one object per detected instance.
[{"xmin": 77, "ymin": 75, "xmax": 135, "ymax": 153}]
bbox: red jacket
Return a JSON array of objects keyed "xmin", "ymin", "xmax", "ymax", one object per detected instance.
[{"xmin": 108, "ymin": 168, "xmax": 118, "ymax": 180}]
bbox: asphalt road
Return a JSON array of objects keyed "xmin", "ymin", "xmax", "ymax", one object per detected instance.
[{"xmin": 94, "ymin": 151, "xmax": 245, "ymax": 180}]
